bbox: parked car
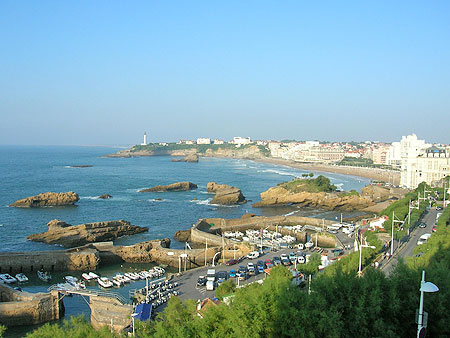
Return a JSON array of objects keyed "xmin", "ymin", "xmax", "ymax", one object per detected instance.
[
  {"xmin": 257, "ymin": 260, "xmax": 265, "ymax": 273},
  {"xmin": 296, "ymin": 243, "xmax": 304, "ymax": 250},
  {"xmin": 273, "ymin": 257, "xmax": 282, "ymax": 265},
  {"xmin": 225, "ymin": 259, "xmax": 239, "ymax": 266},
  {"xmin": 229, "ymin": 269, "xmax": 237, "ymax": 278},
  {"xmin": 436, "ymin": 206, "xmax": 443, "ymax": 211},
  {"xmin": 247, "ymin": 263, "xmax": 256, "ymax": 275},
  {"xmin": 264, "ymin": 259, "xmax": 273, "ymax": 268},
  {"xmin": 207, "ymin": 269, "xmax": 216, "ymax": 282},
  {"xmin": 206, "ymin": 280, "xmax": 215, "ymax": 291},
  {"xmin": 432, "ymin": 226, "xmax": 437, "ymax": 233},
  {"xmin": 237, "ymin": 266, "xmax": 248, "ymax": 280},
  {"xmin": 247, "ymin": 251, "xmax": 260, "ymax": 259},
  {"xmin": 216, "ymin": 271, "xmax": 228, "ymax": 284},
  {"xmin": 197, "ymin": 275, "xmax": 207, "ymax": 287},
  {"xmin": 418, "ymin": 222, "xmax": 426, "ymax": 228},
  {"xmin": 289, "ymin": 252, "xmax": 297, "ymax": 264},
  {"xmin": 417, "ymin": 233, "xmax": 432, "ymax": 245}
]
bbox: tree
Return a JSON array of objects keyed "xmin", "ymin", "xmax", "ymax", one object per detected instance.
[
  {"xmin": 215, "ymin": 279, "xmax": 236, "ymax": 300},
  {"xmin": 309, "ymin": 172, "xmax": 314, "ymax": 177},
  {"xmin": 0, "ymin": 325, "xmax": 5, "ymax": 338}
]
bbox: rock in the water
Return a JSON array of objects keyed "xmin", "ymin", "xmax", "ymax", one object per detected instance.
[
  {"xmin": 140, "ymin": 182, "xmax": 198, "ymax": 192},
  {"xmin": 174, "ymin": 229, "xmax": 191, "ymax": 242},
  {"xmin": 10, "ymin": 192, "xmax": 80, "ymax": 208},
  {"xmin": 98, "ymin": 194, "xmax": 113, "ymax": 199},
  {"xmin": 171, "ymin": 154, "xmax": 199, "ymax": 163},
  {"xmin": 252, "ymin": 186, "xmax": 374, "ymax": 210},
  {"xmin": 27, "ymin": 219, "xmax": 149, "ymax": 247},
  {"xmin": 207, "ymin": 182, "xmax": 246, "ymax": 205}
]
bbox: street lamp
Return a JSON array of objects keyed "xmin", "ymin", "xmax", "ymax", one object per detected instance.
[
  {"xmin": 417, "ymin": 270, "xmax": 439, "ymax": 338},
  {"xmin": 358, "ymin": 242, "xmax": 376, "ymax": 277}
]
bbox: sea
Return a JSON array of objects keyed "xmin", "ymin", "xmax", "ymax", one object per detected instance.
[{"xmin": 0, "ymin": 145, "xmax": 370, "ymax": 337}]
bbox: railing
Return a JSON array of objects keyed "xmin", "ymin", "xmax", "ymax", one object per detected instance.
[{"xmin": 48, "ymin": 285, "xmax": 128, "ymax": 304}]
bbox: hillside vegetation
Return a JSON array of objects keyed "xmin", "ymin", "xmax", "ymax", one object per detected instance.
[{"xmin": 278, "ymin": 175, "xmax": 337, "ymax": 193}]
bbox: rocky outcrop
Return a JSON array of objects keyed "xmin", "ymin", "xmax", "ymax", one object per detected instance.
[
  {"xmin": 253, "ymin": 186, "xmax": 374, "ymax": 211},
  {"xmin": 140, "ymin": 182, "xmax": 198, "ymax": 192},
  {"xmin": 174, "ymin": 229, "xmax": 191, "ymax": 242},
  {"xmin": 98, "ymin": 194, "xmax": 112, "ymax": 199},
  {"xmin": 207, "ymin": 182, "xmax": 246, "ymax": 205},
  {"xmin": 113, "ymin": 239, "xmax": 170, "ymax": 263},
  {"xmin": 171, "ymin": 154, "xmax": 199, "ymax": 163},
  {"xmin": 10, "ymin": 192, "xmax": 79, "ymax": 208},
  {"xmin": 27, "ymin": 219, "xmax": 148, "ymax": 247},
  {"xmin": 361, "ymin": 185, "xmax": 390, "ymax": 202}
]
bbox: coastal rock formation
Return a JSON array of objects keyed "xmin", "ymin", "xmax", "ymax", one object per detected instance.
[
  {"xmin": 361, "ymin": 185, "xmax": 390, "ymax": 202},
  {"xmin": 174, "ymin": 229, "xmax": 191, "ymax": 242},
  {"xmin": 27, "ymin": 219, "xmax": 148, "ymax": 247},
  {"xmin": 98, "ymin": 194, "xmax": 113, "ymax": 199},
  {"xmin": 113, "ymin": 239, "xmax": 171, "ymax": 263},
  {"xmin": 171, "ymin": 154, "xmax": 199, "ymax": 163},
  {"xmin": 253, "ymin": 186, "xmax": 374, "ymax": 211},
  {"xmin": 140, "ymin": 182, "xmax": 198, "ymax": 192},
  {"xmin": 10, "ymin": 192, "xmax": 80, "ymax": 208},
  {"xmin": 207, "ymin": 182, "xmax": 246, "ymax": 205}
]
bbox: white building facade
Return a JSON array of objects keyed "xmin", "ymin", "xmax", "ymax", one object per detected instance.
[{"xmin": 400, "ymin": 134, "xmax": 430, "ymax": 188}]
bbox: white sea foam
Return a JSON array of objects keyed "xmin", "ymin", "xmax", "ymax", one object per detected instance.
[
  {"xmin": 0, "ymin": 224, "xmax": 3, "ymax": 227},
  {"xmin": 257, "ymin": 169, "xmax": 301, "ymax": 178},
  {"xmin": 81, "ymin": 196, "xmax": 100, "ymax": 200},
  {"xmin": 190, "ymin": 198, "xmax": 212, "ymax": 205},
  {"xmin": 148, "ymin": 198, "xmax": 169, "ymax": 202},
  {"xmin": 284, "ymin": 210, "xmax": 299, "ymax": 216}
]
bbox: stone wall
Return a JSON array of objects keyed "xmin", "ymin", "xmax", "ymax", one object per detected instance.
[
  {"xmin": 0, "ymin": 285, "xmax": 63, "ymax": 326},
  {"xmin": 0, "ymin": 249, "xmax": 100, "ymax": 274},
  {"xmin": 90, "ymin": 296, "xmax": 133, "ymax": 332}
]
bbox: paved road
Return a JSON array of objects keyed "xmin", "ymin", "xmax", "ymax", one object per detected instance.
[
  {"xmin": 381, "ymin": 208, "xmax": 437, "ymax": 275},
  {"xmin": 169, "ymin": 247, "xmax": 307, "ymax": 303}
]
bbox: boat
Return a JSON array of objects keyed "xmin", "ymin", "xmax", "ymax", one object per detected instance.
[
  {"xmin": 125, "ymin": 272, "xmax": 139, "ymax": 281},
  {"xmin": 77, "ymin": 280, "xmax": 86, "ymax": 290},
  {"xmin": 37, "ymin": 271, "xmax": 52, "ymax": 282},
  {"xmin": 88, "ymin": 272, "xmax": 99, "ymax": 279},
  {"xmin": 65, "ymin": 276, "xmax": 78, "ymax": 286},
  {"xmin": 111, "ymin": 277, "xmax": 123, "ymax": 287},
  {"xmin": 82, "ymin": 273, "xmax": 93, "ymax": 281},
  {"xmin": 97, "ymin": 277, "xmax": 113, "ymax": 288},
  {"xmin": 0, "ymin": 273, "xmax": 18, "ymax": 284},
  {"xmin": 15, "ymin": 273, "xmax": 29, "ymax": 282}
]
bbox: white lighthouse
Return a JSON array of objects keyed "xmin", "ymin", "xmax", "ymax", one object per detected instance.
[{"xmin": 141, "ymin": 132, "xmax": 148, "ymax": 145}]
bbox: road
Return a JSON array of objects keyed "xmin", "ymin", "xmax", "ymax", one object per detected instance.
[{"xmin": 381, "ymin": 208, "xmax": 437, "ymax": 275}]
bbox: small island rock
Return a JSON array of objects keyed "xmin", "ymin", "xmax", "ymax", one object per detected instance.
[
  {"xmin": 10, "ymin": 192, "xmax": 80, "ymax": 208},
  {"xmin": 27, "ymin": 219, "xmax": 149, "ymax": 247},
  {"xmin": 98, "ymin": 194, "xmax": 113, "ymax": 199},
  {"xmin": 207, "ymin": 182, "xmax": 246, "ymax": 205},
  {"xmin": 171, "ymin": 154, "xmax": 199, "ymax": 163},
  {"xmin": 140, "ymin": 182, "xmax": 198, "ymax": 192}
]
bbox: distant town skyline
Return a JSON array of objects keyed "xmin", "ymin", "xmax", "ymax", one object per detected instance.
[{"xmin": 1, "ymin": 1, "xmax": 450, "ymax": 145}]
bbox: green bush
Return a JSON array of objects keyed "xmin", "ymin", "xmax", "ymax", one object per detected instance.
[{"xmin": 279, "ymin": 175, "xmax": 337, "ymax": 193}]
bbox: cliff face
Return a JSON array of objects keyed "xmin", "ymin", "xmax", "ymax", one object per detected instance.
[
  {"xmin": 171, "ymin": 154, "xmax": 199, "ymax": 162},
  {"xmin": 207, "ymin": 182, "xmax": 246, "ymax": 205},
  {"xmin": 10, "ymin": 192, "xmax": 79, "ymax": 207},
  {"xmin": 106, "ymin": 145, "xmax": 267, "ymax": 160},
  {"xmin": 139, "ymin": 182, "xmax": 198, "ymax": 192},
  {"xmin": 253, "ymin": 186, "xmax": 375, "ymax": 210},
  {"xmin": 27, "ymin": 219, "xmax": 148, "ymax": 247}
]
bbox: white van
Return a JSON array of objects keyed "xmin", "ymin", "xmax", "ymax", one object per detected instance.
[
  {"xmin": 206, "ymin": 280, "xmax": 215, "ymax": 291},
  {"xmin": 417, "ymin": 233, "xmax": 431, "ymax": 245},
  {"xmin": 207, "ymin": 269, "xmax": 216, "ymax": 282},
  {"xmin": 247, "ymin": 251, "xmax": 260, "ymax": 259}
]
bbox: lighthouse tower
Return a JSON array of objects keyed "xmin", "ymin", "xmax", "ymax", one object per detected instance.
[{"xmin": 141, "ymin": 132, "xmax": 148, "ymax": 145}]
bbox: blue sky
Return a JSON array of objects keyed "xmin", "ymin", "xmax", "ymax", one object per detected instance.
[{"xmin": 1, "ymin": 1, "xmax": 449, "ymax": 145}]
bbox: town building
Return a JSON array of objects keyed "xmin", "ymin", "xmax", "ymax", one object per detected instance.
[
  {"xmin": 213, "ymin": 139, "xmax": 224, "ymax": 145},
  {"xmin": 399, "ymin": 134, "xmax": 431, "ymax": 188},
  {"xmin": 232, "ymin": 137, "xmax": 252, "ymax": 146},
  {"xmin": 196, "ymin": 138, "xmax": 211, "ymax": 145}
]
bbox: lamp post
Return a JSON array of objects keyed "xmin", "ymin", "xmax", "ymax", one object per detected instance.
[
  {"xmin": 417, "ymin": 270, "xmax": 439, "ymax": 338},
  {"xmin": 357, "ymin": 239, "xmax": 376, "ymax": 277}
]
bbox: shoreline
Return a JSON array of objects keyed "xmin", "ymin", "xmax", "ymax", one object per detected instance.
[{"xmin": 251, "ymin": 157, "xmax": 401, "ymax": 185}]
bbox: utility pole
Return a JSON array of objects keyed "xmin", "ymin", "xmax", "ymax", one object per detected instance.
[
  {"xmin": 205, "ymin": 239, "xmax": 208, "ymax": 267},
  {"xmin": 391, "ymin": 211, "xmax": 395, "ymax": 256}
]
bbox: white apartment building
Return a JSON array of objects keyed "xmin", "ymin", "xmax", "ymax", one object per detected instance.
[
  {"xmin": 404, "ymin": 147, "xmax": 450, "ymax": 188},
  {"xmin": 196, "ymin": 138, "xmax": 211, "ymax": 145},
  {"xmin": 213, "ymin": 139, "xmax": 225, "ymax": 145},
  {"xmin": 372, "ymin": 145, "xmax": 391, "ymax": 165},
  {"xmin": 400, "ymin": 134, "xmax": 430, "ymax": 188},
  {"xmin": 232, "ymin": 137, "xmax": 252, "ymax": 146},
  {"xmin": 386, "ymin": 142, "xmax": 401, "ymax": 167}
]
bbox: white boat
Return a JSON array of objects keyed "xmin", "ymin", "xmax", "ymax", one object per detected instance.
[
  {"xmin": 37, "ymin": 271, "xmax": 52, "ymax": 282},
  {"xmin": 82, "ymin": 273, "xmax": 93, "ymax": 281},
  {"xmin": 88, "ymin": 272, "xmax": 99, "ymax": 279},
  {"xmin": 15, "ymin": 273, "xmax": 29, "ymax": 282},
  {"xmin": 112, "ymin": 277, "xmax": 123, "ymax": 287},
  {"xmin": 153, "ymin": 266, "xmax": 165, "ymax": 275},
  {"xmin": 65, "ymin": 276, "xmax": 78, "ymax": 287},
  {"xmin": 0, "ymin": 273, "xmax": 17, "ymax": 284},
  {"xmin": 125, "ymin": 272, "xmax": 139, "ymax": 281},
  {"xmin": 98, "ymin": 277, "xmax": 113, "ymax": 288}
]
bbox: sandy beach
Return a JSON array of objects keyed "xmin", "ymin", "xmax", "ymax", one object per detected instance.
[{"xmin": 256, "ymin": 158, "xmax": 401, "ymax": 185}]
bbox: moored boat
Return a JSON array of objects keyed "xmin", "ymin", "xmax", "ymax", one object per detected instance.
[
  {"xmin": 0, "ymin": 273, "xmax": 17, "ymax": 284},
  {"xmin": 37, "ymin": 271, "xmax": 52, "ymax": 282},
  {"xmin": 88, "ymin": 272, "xmax": 99, "ymax": 279},
  {"xmin": 82, "ymin": 273, "xmax": 93, "ymax": 281},
  {"xmin": 15, "ymin": 273, "xmax": 29, "ymax": 282},
  {"xmin": 98, "ymin": 277, "xmax": 113, "ymax": 288}
]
